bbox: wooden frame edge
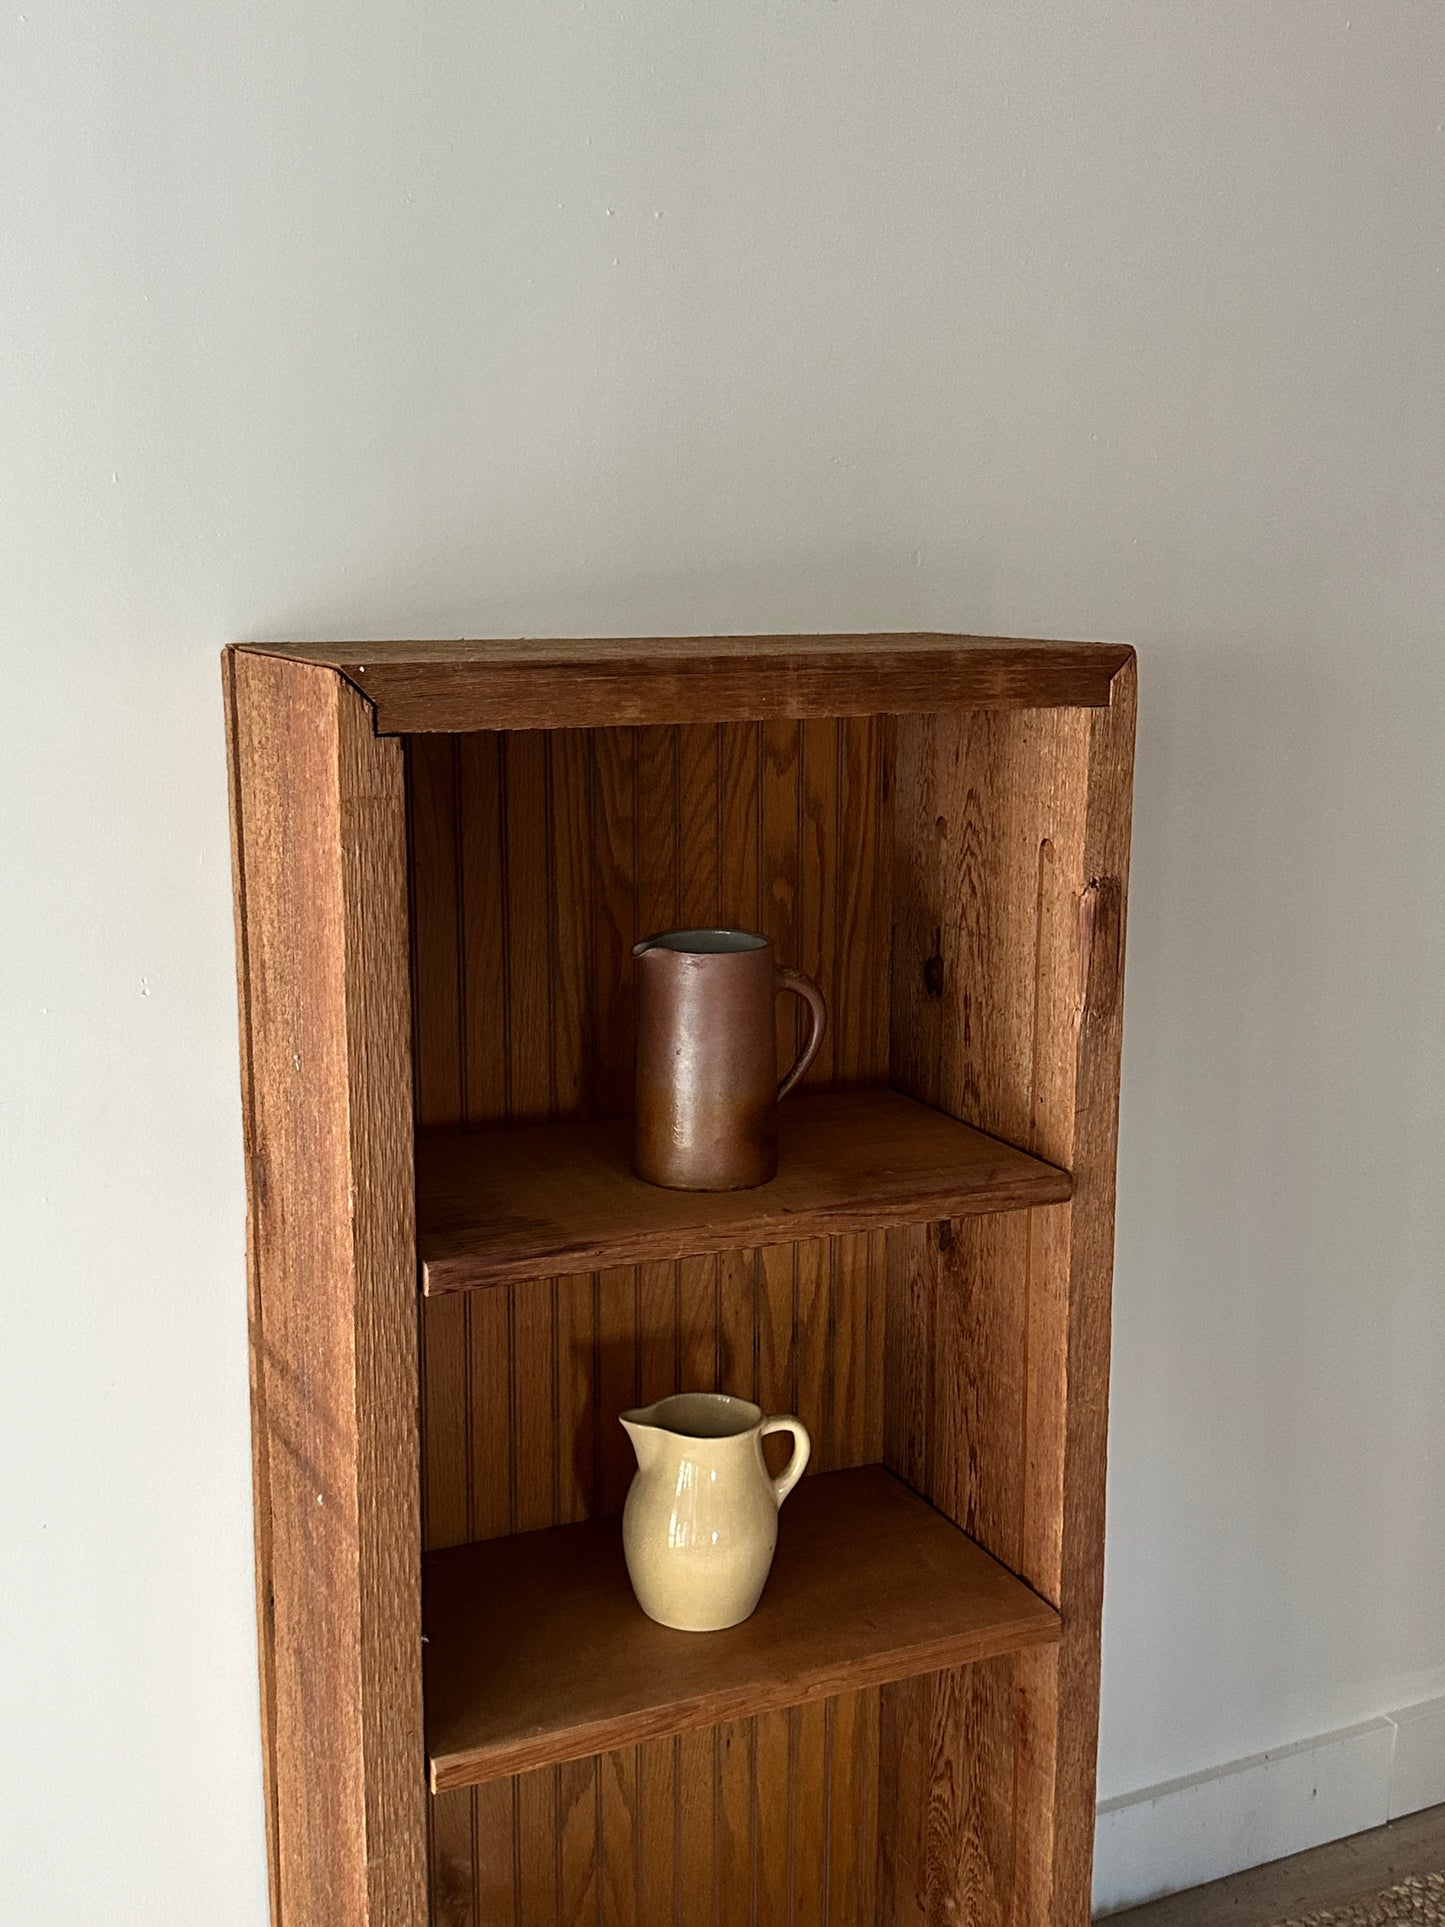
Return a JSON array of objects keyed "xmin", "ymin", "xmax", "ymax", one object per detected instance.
[{"xmin": 224, "ymin": 648, "xmax": 427, "ymax": 1927}]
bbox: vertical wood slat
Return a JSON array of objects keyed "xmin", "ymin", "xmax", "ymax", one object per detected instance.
[
  {"xmin": 637, "ymin": 1737, "xmax": 677, "ymax": 1927},
  {"xmin": 828, "ymin": 1688, "xmax": 880, "ymax": 1925},
  {"xmin": 459, "ymin": 732, "xmax": 507, "ymax": 1124},
  {"xmin": 225, "ymin": 651, "xmax": 426, "ymax": 1927},
  {"xmin": 597, "ymin": 1264, "xmax": 641, "ymax": 1519},
  {"xmin": 753, "ymin": 1711, "xmax": 791, "ymax": 1927},
  {"xmin": 474, "ymin": 1780, "xmax": 516, "ymax": 1926},
  {"xmin": 791, "ymin": 1701, "xmax": 829, "ymax": 1927},
  {"xmin": 879, "ymin": 1660, "xmax": 1019, "ymax": 1927},
  {"xmin": 678, "ymin": 1729, "xmax": 717, "ymax": 1923},
  {"xmin": 411, "ymin": 737, "xmax": 471, "ymax": 1554},
  {"xmin": 550, "ymin": 730, "xmax": 593, "ymax": 1118},
  {"xmin": 556, "ymin": 1272, "xmax": 598, "ymax": 1526},
  {"xmin": 599, "ymin": 1746, "xmax": 641, "ymax": 1927},
  {"xmin": 678, "ymin": 721, "xmax": 722, "ymax": 928},
  {"xmin": 716, "ymin": 1719, "xmax": 754, "ymax": 1927},
  {"xmin": 558, "ymin": 1757, "xmax": 599, "ymax": 1927},
  {"xmin": 514, "ymin": 1768, "xmax": 557, "ymax": 1926},
  {"xmin": 592, "ymin": 726, "xmax": 637, "ymax": 1119},
  {"xmin": 793, "ymin": 1238, "xmax": 831, "ymax": 1474},
  {"xmin": 799, "ymin": 718, "xmax": 838, "ymax": 1088},
  {"xmin": 761, "ymin": 718, "xmax": 803, "ymax": 1080},
  {"xmin": 428, "ymin": 1788, "xmax": 474, "ymax": 1927},
  {"xmin": 885, "ymin": 707, "xmax": 1087, "ymax": 1926},
  {"xmin": 837, "ymin": 714, "xmax": 893, "ymax": 1086}
]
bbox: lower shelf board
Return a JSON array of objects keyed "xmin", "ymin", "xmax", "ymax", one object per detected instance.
[{"xmin": 423, "ymin": 1464, "xmax": 1060, "ymax": 1792}]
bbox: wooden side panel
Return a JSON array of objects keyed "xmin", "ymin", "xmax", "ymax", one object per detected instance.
[
  {"xmin": 885, "ymin": 667, "xmax": 1136, "ymax": 1927},
  {"xmin": 1041, "ymin": 661, "xmax": 1137, "ymax": 1926},
  {"xmin": 224, "ymin": 651, "xmax": 426, "ymax": 1927}
]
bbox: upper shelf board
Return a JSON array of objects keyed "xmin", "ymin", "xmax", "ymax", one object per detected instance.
[
  {"xmin": 231, "ymin": 634, "xmax": 1134, "ymax": 733},
  {"xmin": 417, "ymin": 1086, "xmax": 1072, "ymax": 1295}
]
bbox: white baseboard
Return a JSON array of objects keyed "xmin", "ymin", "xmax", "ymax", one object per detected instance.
[
  {"xmin": 1093, "ymin": 1695, "xmax": 1445, "ymax": 1916},
  {"xmin": 1389, "ymin": 1696, "xmax": 1445, "ymax": 1821}
]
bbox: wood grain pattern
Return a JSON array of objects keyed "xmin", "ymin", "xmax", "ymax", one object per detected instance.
[
  {"xmin": 828, "ymin": 1687, "xmax": 881, "ymax": 1923},
  {"xmin": 1045, "ymin": 656, "xmax": 1137, "ymax": 1927},
  {"xmin": 224, "ymin": 649, "xmax": 426, "ymax": 1927},
  {"xmin": 463, "ymin": 1715, "xmax": 887, "ymax": 1926},
  {"xmin": 407, "ymin": 720, "xmax": 898, "ymax": 1922},
  {"xmin": 225, "ymin": 636, "xmax": 1145, "ymax": 1927},
  {"xmin": 878, "ymin": 1658, "xmax": 1018, "ymax": 1927},
  {"xmin": 416, "ymin": 1234, "xmax": 885, "ymax": 1543},
  {"xmin": 222, "ymin": 650, "xmax": 282, "ymax": 1927},
  {"xmin": 410, "ymin": 721, "xmax": 895, "ymax": 1556},
  {"xmin": 599, "ymin": 1746, "xmax": 640, "ymax": 1927},
  {"xmin": 409, "ymin": 720, "xmax": 890, "ymax": 1123},
  {"xmin": 417, "ymin": 1087, "xmax": 1070, "ymax": 1293},
  {"xmin": 883, "ymin": 660, "xmax": 1137, "ymax": 1925},
  {"xmin": 238, "ymin": 634, "xmax": 1135, "ymax": 733},
  {"xmin": 428, "ymin": 1787, "xmax": 474, "ymax": 1926},
  {"xmin": 424, "ymin": 1467, "xmax": 1059, "ymax": 1791}
]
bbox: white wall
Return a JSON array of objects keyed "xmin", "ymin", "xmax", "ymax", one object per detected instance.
[{"xmin": 3, "ymin": 5, "xmax": 1442, "ymax": 1919}]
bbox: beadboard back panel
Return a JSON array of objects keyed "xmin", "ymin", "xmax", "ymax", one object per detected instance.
[
  {"xmin": 429, "ymin": 1688, "xmax": 884, "ymax": 1927},
  {"xmin": 406, "ymin": 720, "xmax": 895, "ymax": 1927},
  {"xmin": 406, "ymin": 718, "xmax": 892, "ymax": 1134},
  {"xmin": 406, "ymin": 717, "xmax": 894, "ymax": 1553}
]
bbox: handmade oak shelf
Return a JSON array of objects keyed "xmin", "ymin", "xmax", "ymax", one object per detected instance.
[
  {"xmin": 418, "ymin": 1086, "xmax": 1072, "ymax": 1294},
  {"xmin": 224, "ymin": 631, "xmax": 1136, "ymax": 1927},
  {"xmin": 425, "ymin": 1467, "xmax": 1060, "ymax": 1790}
]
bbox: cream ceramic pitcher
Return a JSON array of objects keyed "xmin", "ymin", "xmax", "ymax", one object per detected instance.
[{"xmin": 619, "ymin": 1393, "xmax": 810, "ymax": 1632}]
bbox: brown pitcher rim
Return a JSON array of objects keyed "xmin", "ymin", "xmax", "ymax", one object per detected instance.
[{"xmin": 633, "ymin": 927, "xmax": 769, "ymax": 957}]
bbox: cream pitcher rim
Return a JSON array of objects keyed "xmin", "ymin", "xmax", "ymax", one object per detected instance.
[{"xmin": 620, "ymin": 1391, "xmax": 763, "ymax": 1439}]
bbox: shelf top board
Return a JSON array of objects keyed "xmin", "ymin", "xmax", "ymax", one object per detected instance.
[
  {"xmin": 232, "ymin": 633, "xmax": 1134, "ymax": 733},
  {"xmin": 417, "ymin": 1086, "xmax": 1072, "ymax": 1295},
  {"xmin": 423, "ymin": 1465, "xmax": 1060, "ymax": 1790}
]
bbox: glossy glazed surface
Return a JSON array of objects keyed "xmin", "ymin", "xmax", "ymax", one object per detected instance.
[{"xmin": 620, "ymin": 1393, "xmax": 810, "ymax": 1631}]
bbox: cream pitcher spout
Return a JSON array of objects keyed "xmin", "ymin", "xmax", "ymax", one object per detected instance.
[{"xmin": 619, "ymin": 1403, "xmax": 668, "ymax": 1473}]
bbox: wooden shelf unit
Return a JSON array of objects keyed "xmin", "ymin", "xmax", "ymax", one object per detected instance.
[{"xmin": 225, "ymin": 632, "xmax": 1136, "ymax": 1927}]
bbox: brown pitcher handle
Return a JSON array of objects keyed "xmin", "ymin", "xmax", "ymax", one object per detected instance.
[{"xmin": 775, "ymin": 968, "xmax": 827, "ymax": 1100}]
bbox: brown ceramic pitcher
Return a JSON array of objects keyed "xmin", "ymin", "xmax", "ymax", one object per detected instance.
[{"xmin": 632, "ymin": 929, "xmax": 827, "ymax": 1191}]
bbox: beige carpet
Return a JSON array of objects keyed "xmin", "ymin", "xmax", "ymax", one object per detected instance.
[{"xmin": 1274, "ymin": 1874, "xmax": 1445, "ymax": 1927}]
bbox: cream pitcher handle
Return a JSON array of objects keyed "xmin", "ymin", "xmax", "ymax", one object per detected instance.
[{"xmin": 760, "ymin": 1414, "xmax": 811, "ymax": 1506}]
